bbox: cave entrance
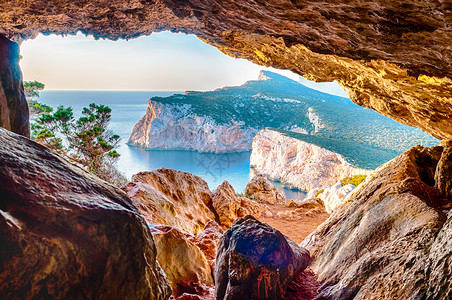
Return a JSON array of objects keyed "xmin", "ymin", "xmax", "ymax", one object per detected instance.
[{"xmin": 19, "ymin": 31, "xmax": 437, "ymax": 243}]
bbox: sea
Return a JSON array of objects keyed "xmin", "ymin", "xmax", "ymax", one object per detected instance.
[{"xmin": 36, "ymin": 91, "xmax": 306, "ymax": 199}]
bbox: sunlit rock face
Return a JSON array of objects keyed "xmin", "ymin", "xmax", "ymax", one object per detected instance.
[
  {"xmin": 0, "ymin": 128, "xmax": 171, "ymax": 299},
  {"xmin": 301, "ymin": 144, "xmax": 452, "ymax": 299},
  {"xmin": 150, "ymin": 225, "xmax": 213, "ymax": 298},
  {"xmin": 251, "ymin": 129, "xmax": 371, "ymax": 191},
  {"xmin": 125, "ymin": 168, "xmax": 217, "ymax": 235},
  {"xmin": 212, "ymin": 180, "xmax": 268, "ymax": 229},
  {"xmin": 128, "ymin": 100, "xmax": 255, "ymax": 153},
  {"xmin": 0, "ymin": 0, "xmax": 451, "ymax": 139},
  {"xmin": 245, "ymin": 174, "xmax": 286, "ymax": 204}
]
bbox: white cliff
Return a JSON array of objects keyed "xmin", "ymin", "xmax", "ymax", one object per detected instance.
[
  {"xmin": 250, "ymin": 128, "xmax": 372, "ymax": 192},
  {"xmin": 128, "ymin": 100, "xmax": 258, "ymax": 153}
]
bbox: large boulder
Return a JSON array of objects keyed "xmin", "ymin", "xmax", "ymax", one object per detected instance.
[
  {"xmin": 150, "ymin": 225, "xmax": 213, "ymax": 298},
  {"xmin": 0, "ymin": 128, "xmax": 171, "ymax": 299},
  {"xmin": 301, "ymin": 145, "xmax": 452, "ymax": 299},
  {"xmin": 215, "ymin": 215, "xmax": 311, "ymax": 300},
  {"xmin": 212, "ymin": 180, "xmax": 268, "ymax": 229},
  {"xmin": 125, "ymin": 168, "xmax": 217, "ymax": 235},
  {"xmin": 245, "ymin": 174, "xmax": 285, "ymax": 204}
]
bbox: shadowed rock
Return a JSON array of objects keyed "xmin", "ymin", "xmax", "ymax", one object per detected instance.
[
  {"xmin": 0, "ymin": 128, "xmax": 171, "ymax": 299},
  {"xmin": 215, "ymin": 215, "xmax": 311, "ymax": 300},
  {"xmin": 150, "ymin": 225, "xmax": 213, "ymax": 298},
  {"xmin": 0, "ymin": 35, "xmax": 29, "ymax": 137},
  {"xmin": 301, "ymin": 144, "xmax": 452, "ymax": 299}
]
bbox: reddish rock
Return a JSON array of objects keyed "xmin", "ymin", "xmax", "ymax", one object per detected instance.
[
  {"xmin": 212, "ymin": 180, "xmax": 268, "ymax": 228},
  {"xmin": 285, "ymin": 269, "xmax": 321, "ymax": 300},
  {"xmin": 125, "ymin": 168, "xmax": 217, "ymax": 235},
  {"xmin": 188, "ymin": 221, "xmax": 224, "ymax": 271},
  {"xmin": 245, "ymin": 174, "xmax": 285, "ymax": 204},
  {"xmin": 215, "ymin": 215, "xmax": 311, "ymax": 300},
  {"xmin": 0, "ymin": 128, "xmax": 171, "ymax": 299},
  {"xmin": 301, "ymin": 145, "xmax": 452, "ymax": 299},
  {"xmin": 150, "ymin": 225, "xmax": 213, "ymax": 298}
]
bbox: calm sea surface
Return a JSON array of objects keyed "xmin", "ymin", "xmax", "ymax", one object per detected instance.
[{"xmin": 37, "ymin": 91, "xmax": 306, "ymax": 199}]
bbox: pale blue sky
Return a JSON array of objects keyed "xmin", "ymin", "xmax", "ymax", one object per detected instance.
[{"xmin": 20, "ymin": 31, "xmax": 348, "ymax": 97}]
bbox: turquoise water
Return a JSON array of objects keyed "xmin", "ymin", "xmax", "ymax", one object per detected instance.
[{"xmin": 36, "ymin": 91, "xmax": 306, "ymax": 198}]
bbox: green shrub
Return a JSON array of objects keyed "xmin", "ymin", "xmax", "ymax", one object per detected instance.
[
  {"xmin": 340, "ymin": 175, "xmax": 367, "ymax": 187},
  {"xmin": 28, "ymin": 100, "xmax": 53, "ymax": 114},
  {"xmin": 314, "ymin": 189, "xmax": 324, "ymax": 198}
]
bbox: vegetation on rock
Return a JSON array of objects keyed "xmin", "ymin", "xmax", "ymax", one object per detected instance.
[
  {"xmin": 24, "ymin": 80, "xmax": 53, "ymax": 115},
  {"xmin": 24, "ymin": 80, "xmax": 44, "ymax": 98},
  {"xmin": 340, "ymin": 175, "xmax": 367, "ymax": 187},
  {"xmin": 31, "ymin": 103, "xmax": 126, "ymax": 186},
  {"xmin": 140, "ymin": 71, "xmax": 438, "ymax": 167}
]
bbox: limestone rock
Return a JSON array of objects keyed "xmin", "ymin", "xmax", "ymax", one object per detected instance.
[
  {"xmin": 245, "ymin": 174, "xmax": 285, "ymax": 204},
  {"xmin": 150, "ymin": 225, "xmax": 213, "ymax": 298},
  {"xmin": 317, "ymin": 181, "xmax": 356, "ymax": 213},
  {"xmin": 301, "ymin": 145, "xmax": 452, "ymax": 299},
  {"xmin": 0, "ymin": 128, "xmax": 171, "ymax": 299},
  {"xmin": 128, "ymin": 99, "xmax": 257, "ymax": 153},
  {"xmin": 435, "ymin": 140, "xmax": 452, "ymax": 197},
  {"xmin": 127, "ymin": 168, "xmax": 216, "ymax": 235},
  {"xmin": 215, "ymin": 215, "xmax": 311, "ymax": 300},
  {"xmin": 0, "ymin": 35, "xmax": 29, "ymax": 137},
  {"xmin": 250, "ymin": 129, "xmax": 372, "ymax": 191},
  {"xmin": 212, "ymin": 180, "xmax": 267, "ymax": 228}
]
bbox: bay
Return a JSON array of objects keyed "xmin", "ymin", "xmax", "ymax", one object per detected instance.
[{"xmin": 36, "ymin": 91, "xmax": 306, "ymax": 199}]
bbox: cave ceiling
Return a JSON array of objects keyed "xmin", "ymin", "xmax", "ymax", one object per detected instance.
[{"xmin": 0, "ymin": 0, "xmax": 451, "ymax": 139}]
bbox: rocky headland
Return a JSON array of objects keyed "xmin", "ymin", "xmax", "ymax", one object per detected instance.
[
  {"xmin": 128, "ymin": 99, "xmax": 257, "ymax": 153},
  {"xmin": 128, "ymin": 70, "xmax": 437, "ymax": 155},
  {"xmin": 251, "ymin": 128, "xmax": 372, "ymax": 192}
]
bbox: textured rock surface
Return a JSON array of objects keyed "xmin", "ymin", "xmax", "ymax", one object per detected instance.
[
  {"xmin": 128, "ymin": 100, "xmax": 256, "ymax": 153},
  {"xmin": 251, "ymin": 129, "xmax": 371, "ymax": 191},
  {"xmin": 0, "ymin": 128, "xmax": 171, "ymax": 299},
  {"xmin": 125, "ymin": 168, "xmax": 216, "ymax": 235},
  {"xmin": 212, "ymin": 180, "xmax": 268, "ymax": 229},
  {"xmin": 150, "ymin": 225, "xmax": 213, "ymax": 298},
  {"xmin": 245, "ymin": 174, "xmax": 286, "ymax": 204},
  {"xmin": 188, "ymin": 220, "xmax": 224, "ymax": 272},
  {"xmin": 301, "ymin": 145, "xmax": 452, "ymax": 299},
  {"xmin": 215, "ymin": 215, "xmax": 311, "ymax": 300},
  {"xmin": 0, "ymin": 35, "xmax": 28, "ymax": 137},
  {"xmin": 317, "ymin": 181, "xmax": 356, "ymax": 213},
  {"xmin": 0, "ymin": 1, "xmax": 451, "ymax": 139}
]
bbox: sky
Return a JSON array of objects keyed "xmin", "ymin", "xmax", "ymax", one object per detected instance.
[{"xmin": 20, "ymin": 31, "xmax": 348, "ymax": 97}]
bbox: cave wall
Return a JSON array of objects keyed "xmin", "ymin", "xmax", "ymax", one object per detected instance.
[
  {"xmin": 0, "ymin": 35, "xmax": 29, "ymax": 137},
  {"xmin": 0, "ymin": 0, "xmax": 450, "ymax": 139}
]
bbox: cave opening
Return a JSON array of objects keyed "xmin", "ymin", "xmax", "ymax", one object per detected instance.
[
  {"xmin": 1, "ymin": 1, "xmax": 451, "ymax": 298},
  {"xmin": 17, "ymin": 30, "xmax": 441, "ymax": 245}
]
